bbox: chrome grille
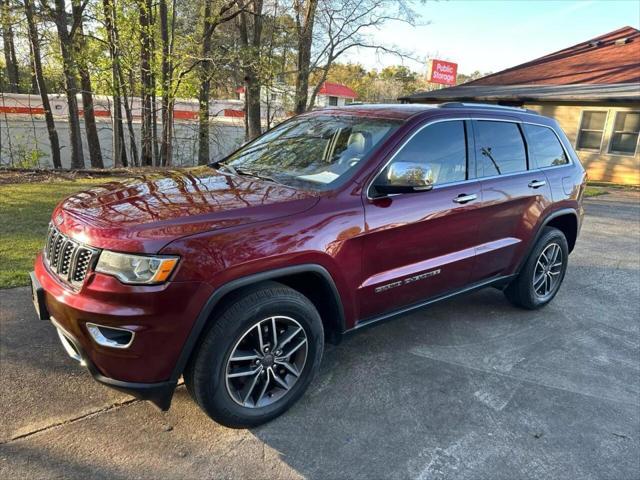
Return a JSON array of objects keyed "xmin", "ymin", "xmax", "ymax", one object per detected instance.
[{"xmin": 44, "ymin": 224, "xmax": 99, "ymax": 286}]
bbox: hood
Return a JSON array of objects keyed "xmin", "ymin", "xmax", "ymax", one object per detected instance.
[{"xmin": 54, "ymin": 166, "xmax": 319, "ymax": 253}]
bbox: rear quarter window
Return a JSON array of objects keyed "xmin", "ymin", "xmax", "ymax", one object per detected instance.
[{"xmin": 523, "ymin": 124, "xmax": 569, "ymax": 168}]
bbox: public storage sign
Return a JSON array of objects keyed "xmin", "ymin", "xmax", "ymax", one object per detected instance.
[{"xmin": 427, "ymin": 59, "xmax": 458, "ymax": 86}]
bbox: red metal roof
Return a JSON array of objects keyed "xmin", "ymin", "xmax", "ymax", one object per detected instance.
[
  {"xmin": 468, "ymin": 26, "xmax": 640, "ymax": 86},
  {"xmin": 318, "ymin": 82, "xmax": 357, "ymax": 98}
]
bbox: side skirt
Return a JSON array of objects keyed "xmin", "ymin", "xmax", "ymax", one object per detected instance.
[{"xmin": 344, "ymin": 274, "xmax": 515, "ymax": 336}]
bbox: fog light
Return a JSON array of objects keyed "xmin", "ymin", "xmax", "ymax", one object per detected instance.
[{"xmin": 86, "ymin": 323, "xmax": 135, "ymax": 349}]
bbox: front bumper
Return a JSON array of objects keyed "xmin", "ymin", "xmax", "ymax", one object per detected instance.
[
  {"xmin": 50, "ymin": 310, "xmax": 176, "ymax": 410},
  {"xmin": 31, "ymin": 253, "xmax": 214, "ymax": 409}
]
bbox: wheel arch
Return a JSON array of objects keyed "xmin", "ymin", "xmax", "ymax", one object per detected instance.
[
  {"xmin": 545, "ymin": 212, "xmax": 578, "ymax": 253},
  {"xmin": 516, "ymin": 208, "xmax": 579, "ymax": 275},
  {"xmin": 170, "ymin": 264, "xmax": 346, "ymax": 383}
]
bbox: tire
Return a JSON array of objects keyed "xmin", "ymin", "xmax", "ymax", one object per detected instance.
[
  {"xmin": 504, "ymin": 227, "xmax": 569, "ymax": 310},
  {"xmin": 184, "ymin": 281, "xmax": 324, "ymax": 428}
]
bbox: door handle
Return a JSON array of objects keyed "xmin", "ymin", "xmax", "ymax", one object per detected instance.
[
  {"xmin": 453, "ymin": 193, "xmax": 477, "ymax": 204},
  {"xmin": 528, "ymin": 180, "xmax": 547, "ymax": 189}
]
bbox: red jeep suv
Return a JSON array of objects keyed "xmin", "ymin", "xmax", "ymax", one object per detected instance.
[{"xmin": 31, "ymin": 103, "xmax": 586, "ymax": 427}]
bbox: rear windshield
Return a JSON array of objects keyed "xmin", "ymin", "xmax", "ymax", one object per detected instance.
[{"xmin": 219, "ymin": 114, "xmax": 402, "ymax": 191}]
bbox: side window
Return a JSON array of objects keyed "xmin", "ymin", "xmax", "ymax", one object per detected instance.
[
  {"xmin": 576, "ymin": 110, "xmax": 607, "ymax": 151},
  {"xmin": 523, "ymin": 124, "xmax": 569, "ymax": 168},
  {"xmin": 386, "ymin": 121, "xmax": 467, "ymax": 186},
  {"xmin": 609, "ymin": 111, "xmax": 640, "ymax": 156},
  {"xmin": 475, "ymin": 121, "xmax": 527, "ymax": 177}
]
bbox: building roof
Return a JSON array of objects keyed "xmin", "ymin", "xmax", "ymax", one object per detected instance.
[
  {"xmin": 469, "ymin": 26, "xmax": 640, "ymax": 86},
  {"xmin": 401, "ymin": 26, "xmax": 640, "ymax": 104},
  {"xmin": 400, "ymin": 83, "xmax": 640, "ymax": 104},
  {"xmin": 318, "ymin": 82, "xmax": 358, "ymax": 98}
]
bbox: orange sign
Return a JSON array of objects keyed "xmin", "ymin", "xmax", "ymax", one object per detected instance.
[{"xmin": 427, "ymin": 59, "xmax": 458, "ymax": 86}]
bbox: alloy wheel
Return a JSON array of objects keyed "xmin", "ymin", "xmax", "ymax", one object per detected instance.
[
  {"xmin": 533, "ymin": 242, "xmax": 563, "ymax": 299},
  {"xmin": 225, "ymin": 316, "xmax": 308, "ymax": 408}
]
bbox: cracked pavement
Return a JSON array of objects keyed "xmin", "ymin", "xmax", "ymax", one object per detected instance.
[{"xmin": 1, "ymin": 191, "xmax": 639, "ymax": 479}]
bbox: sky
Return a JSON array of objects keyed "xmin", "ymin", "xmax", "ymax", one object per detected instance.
[{"xmin": 341, "ymin": 0, "xmax": 640, "ymax": 75}]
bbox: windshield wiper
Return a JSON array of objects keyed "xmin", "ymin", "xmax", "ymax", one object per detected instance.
[
  {"xmin": 216, "ymin": 163, "xmax": 239, "ymax": 176},
  {"xmin": 237, "ymin": 168, "xmax": 283, "ymax": 185}
]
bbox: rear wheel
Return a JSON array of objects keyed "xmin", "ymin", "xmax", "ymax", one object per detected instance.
[
  {"xmin": 184, "ymin": 282, "xmax": 324, "ymax": 428},
  {"xmin": 504, "ymin": 227, "xmax": 569, "ymax": 310}
]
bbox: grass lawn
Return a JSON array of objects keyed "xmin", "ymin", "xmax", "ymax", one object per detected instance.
[
  {"xmin": 584, "ymin": 186, "xmax": 609, "ymax": 198},
  {"xmin": 0, "ymin": 178, "xmax": 118, "ymax": 288}
]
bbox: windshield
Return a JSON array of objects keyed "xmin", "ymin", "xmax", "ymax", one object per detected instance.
[{"xmin": 220, "ymin": 114, "xmax": 402, "ymax": 191}]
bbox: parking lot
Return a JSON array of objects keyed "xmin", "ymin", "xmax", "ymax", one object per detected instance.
[{"xmin": 1, "ymin": 190, "xmax": 638, "ymax": 480}]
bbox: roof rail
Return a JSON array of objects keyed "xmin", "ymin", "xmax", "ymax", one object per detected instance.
[{"xmin": 438, "ymin": 102, "xmax": 539, "ymax": 114}]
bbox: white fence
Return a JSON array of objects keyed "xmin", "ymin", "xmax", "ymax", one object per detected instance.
[{"xmin": 0, "ymin": 93, "xmax": 247, "ymax": 168}]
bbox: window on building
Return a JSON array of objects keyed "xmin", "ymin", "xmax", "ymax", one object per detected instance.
[
  {"xmin": 475, "ymin": 121, "xmax": 527, "ymax": 176},
  {"xmin": 576, "ymin": 111, "xmax": 607, "ymax": 151},
  {"xmin": 523, "ymin": 124, "xmax": 569, "ymax": 168},
  {"xmin": 328, "ymin": 96, "xmax": 338, "ymax": 106},
  {"xmin": 609, "ymin": 111, "xmax": 640, "ymax": 155},
  {"xmin": 383, "ymin": 121, "xmax": 467, "ymax": 186}
]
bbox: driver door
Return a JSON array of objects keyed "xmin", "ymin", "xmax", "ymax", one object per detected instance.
[{"xmin": 358, "ymin": 119, "xmax": 483, "ymax": 320}]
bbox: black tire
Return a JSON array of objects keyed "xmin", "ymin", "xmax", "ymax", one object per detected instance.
[
  {"xmin": 504, "ymin": 227, "xmax": 569, "ymax": 310},
  {"xmin": 184, "ymin": 281, "xmax": 324, "ymax": 428}
]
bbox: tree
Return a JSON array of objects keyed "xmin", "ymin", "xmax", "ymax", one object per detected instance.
[
  {"xmin": 196, "ymin": 0, "xmax": 251, "ymax": 164},
  {"xmin": 102, "ymin": 0, "xmax": 127, "ymax": 167},
  {"xmin": 237, "ymin": 0, "xmax": 263, "ymax": 141},
  {"xmin": 158, "ymin": 0, "xmax": 174, "ymax": 166},
  {"xmin": 45, "ymin": 0, "xmax": 85, "ymax": 169},
  {"xmin": 138, "ymin": 0, "xmax": 153, "ymax": 166},
  {"xmin": 72, "ymin": 0, "xmax": 104, "ymax": 168},
  {"xmin": 0, "ymin": 0, "xmax": 20, "ymax": 93},
  {"xmin": 306, "ymin": 0, "xmax": 417, "ymax": 110},
  {"xmin": 456, "ymin": 70, "xmax": 491, "ymax": 85},
  {"xmin": 292, "ymin": 0, "xmax": 317, "ymax": 114},
  {"xmin": 24, "ymin": 0, "xmax": 61, "ymax": 168}
]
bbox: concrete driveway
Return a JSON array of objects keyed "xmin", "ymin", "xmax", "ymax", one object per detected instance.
[{"xmin": 1, "ymin": 190, "xmax": 638, "ymax": 479}]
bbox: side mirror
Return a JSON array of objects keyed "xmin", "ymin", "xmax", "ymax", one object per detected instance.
[{"xmin": 374, "ymin": 161, "xmax": 434, "ymax": 195}]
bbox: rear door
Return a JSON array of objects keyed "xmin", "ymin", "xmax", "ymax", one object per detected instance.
[
  {"xmin": 358, "ymin": 119, "xmax": 483, "ymax": 320},
  {"xmin": 472, "ymin": 119, "xmax": 553, "ymax": 281}
]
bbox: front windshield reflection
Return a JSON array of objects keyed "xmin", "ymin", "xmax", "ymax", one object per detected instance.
[{"xmin": 220, "ymin": 115, "xmax": 402, "ymax": 191}]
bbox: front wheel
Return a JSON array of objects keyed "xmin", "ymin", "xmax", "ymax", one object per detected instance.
[
  {"xmin": 504, "ymin": 227, "xmax": 569, "ymax": 310},
  {"xmin": 184, "ymin": 282, "xmax": 324, "ymax": 428}
]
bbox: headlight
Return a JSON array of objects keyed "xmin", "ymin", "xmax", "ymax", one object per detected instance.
[{"xmin": 95, "ymin": 251, "xmax": 179, "ymax": 285}]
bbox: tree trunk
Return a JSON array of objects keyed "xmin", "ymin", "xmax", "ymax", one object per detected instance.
[
  {"xmin": 72, "ymin": 0, "xmax": 103, "ymax": 168},
  {"xmin": 238, "ymin": 0, "xmax": 263, "ymax": 141},
  {"xmin": 197, "ymin": 0, "xmax": 214, "ymax": 165},
  {"xmin": 102, "ymin": 0, "xmax": 127, "ymax": 167},
  {"xmin": 119, "ymin": 66, "xmax": 138, "ymax": 166},
  {"xmin": 138, "ymin": 0, "xmax": 153, "ymax": 166},
  {"xmin": 159, "ymin": 0, "xmax": 173, "ymax": 166},
  {"xmin": 52, "ymin": 0, "xmax": 84, "ymax": 169},
  {"xmin": 150, "ymin": 1, "xmax": 160, "ymax": 166},
  {"xmin": 24, "ymin": 0, "xmax": 61, "ymax": 168},
  {"xmin": 293, "ymin": 0, "xmax": 317, "ymax": 114},
  {"xmin": 28, "ymin": 45, "xmax": 38, "ymax": 94},
  {"xmin": 0, "ymin": 0, "xmax": 20, "ymax": 93}
]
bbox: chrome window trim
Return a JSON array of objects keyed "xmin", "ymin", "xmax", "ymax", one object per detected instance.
[
  {"xmin": 606, "ymin": 110, "xmax": 640, "ymax": 157},
  {"xmin": 366, "ymin": 116, "xmax": 574, "ymax": 200}
]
